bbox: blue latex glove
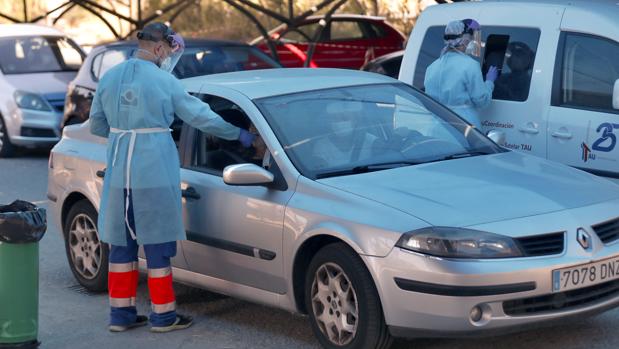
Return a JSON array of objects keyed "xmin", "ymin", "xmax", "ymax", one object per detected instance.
[
  {"xmin": 238, "ymin": 129, "xmax": 256, "ymax": 148},
  {"xmin": 486, "ymin": 66, "xmax": 499, "ymax": 82}
]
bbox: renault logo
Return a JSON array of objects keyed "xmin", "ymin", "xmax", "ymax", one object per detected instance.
[{"xmin": 577, "ymin": 228, "xmax": 591, "ymax": 250}]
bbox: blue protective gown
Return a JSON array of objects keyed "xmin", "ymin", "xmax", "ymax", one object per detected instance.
[
  {"xmin": 424, "ymin": 51, "xmax": 494, "ymax": 128},
  {"xmin": 90, "ymin": 58, "xmax": 240, "ymax": 246}
]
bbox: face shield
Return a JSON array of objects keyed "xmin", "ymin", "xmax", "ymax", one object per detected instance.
[
  {"xmin": 159, "ymin": 33, "xmax": 185, "ymax": 74},
  {"xmin": 462, "ymin": 19, "xmax": 482, "ymax": 57},
  {"xmin": 464, "ymin": 30, "xmax": 482, "ymax": 57}
]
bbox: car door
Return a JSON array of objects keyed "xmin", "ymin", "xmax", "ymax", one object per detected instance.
[
  {"xmin": 475, "ymin": 8, "xmax": 563, "ymax": 158},
  {"xmin": 547, "ymin": 32, "xmax": 619, "ymax": 179},
  {"xmin": 179, "ymin": 93, "xmax": 292, "ymax": 294}
]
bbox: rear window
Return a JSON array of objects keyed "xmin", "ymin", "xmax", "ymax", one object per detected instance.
[
  {"xmin": 329, "ymin": 21, "xmax": 366, "ymax": 41},
  {"xmin": 413, "ymin": 26, "xmax": 541, "ymax": 102},
  {"xmin": 92, "ymin": 45, "xmax": 280, "ymax": 80},
  {"xmin": 173, "ymin": 46, "xmax": 280, "ymax": 78},
  {"xmin": 91, "ymin": 47, "xmax": 133, "ymax": 81},
  {"xmin": 0, "ymin": 36, "xmax": 84, "ymax": 74}
]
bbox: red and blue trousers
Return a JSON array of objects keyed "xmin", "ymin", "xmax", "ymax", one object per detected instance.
[{"xmin": 108, "ymin": 190, "xmax": 177, "ymax": 327}]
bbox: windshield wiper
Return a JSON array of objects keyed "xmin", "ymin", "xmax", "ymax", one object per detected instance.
[
  {"xmin": 316, "ymin": 161, "xmax": 419, "ymax": 179},
  {"xmin": 441, "ymin": 151, "xmax": 492, "ymax": 160}
]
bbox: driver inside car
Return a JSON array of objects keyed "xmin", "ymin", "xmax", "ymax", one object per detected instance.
[{"xmin": 312, "ymin": 101, "xmax": 378, "ymax": 169}]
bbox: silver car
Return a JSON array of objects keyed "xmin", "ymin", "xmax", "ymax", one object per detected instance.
[
  {"xmin": 0, "ymin": 24, "xmax": 85, "ymax": 157},
  {"xmin": 48, "ymin": 68, "xmax": 619, "ymax": 349}
]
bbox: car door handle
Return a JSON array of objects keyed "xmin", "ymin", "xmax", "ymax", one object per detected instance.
[
  {"xmin": 181, "ymin": 187, "xmax": 201, "ymax": 200},
  {"xmin": 518, "ymin": 126, "xmax": 539, "ymax": 135},
  {"xmin": 96, "ymin": 168, "xmax": 106, "ymax": 178},
  {"xmin": 551, "ymin": 131, "xmax": 573, "ymax": 140}
]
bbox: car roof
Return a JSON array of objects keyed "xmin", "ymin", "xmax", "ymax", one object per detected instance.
[
  {"xmin": 446, "ymin": 0, "xmax": 618, "ymax": 17},
  {"xmin": 188, "ymin": 68, "xmax": 397, "ymax": 99},
  {"xmin": 478, "ymin": 0, "xmax": 614, "ymax": 8},
  {"xmin": 94, "ymin": 38, "xmax": 253, "ymax": 50},
  {"xmin": 0, "ymin": 24, "xmax": 65, "ymax": 38},
  {"xmin": 305, "ymin": 14, "xmax": 386, "ymax": 21},
  {"xmin": 371, "ymin": 50, "xmax": 404, "ymax": 64}
]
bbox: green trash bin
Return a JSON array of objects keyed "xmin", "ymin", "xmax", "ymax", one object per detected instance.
[{"xmin": 0, "ymin": 200, "xmax": 46, "ymax": 349}]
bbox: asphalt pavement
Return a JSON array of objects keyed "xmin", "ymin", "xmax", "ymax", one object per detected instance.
[{"xmin": 1, "ymin": 149, "xmax": 618, "ymax": 349}]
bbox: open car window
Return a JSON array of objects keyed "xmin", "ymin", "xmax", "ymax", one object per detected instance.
[{"xmin": 190, "ymin": 94, "xmax": 271, "ymax": 175}]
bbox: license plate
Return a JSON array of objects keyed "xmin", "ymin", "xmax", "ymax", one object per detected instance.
[{"xmin": 552, "ymin": 256, "xmax": 619, "ymax": 292}]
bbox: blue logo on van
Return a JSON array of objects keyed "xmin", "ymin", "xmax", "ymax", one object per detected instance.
[{"xmin": 592, "ymin": 122, "xmax": 619, "ymax": 153}]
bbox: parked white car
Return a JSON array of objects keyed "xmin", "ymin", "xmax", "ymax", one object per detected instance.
[
  {"xmin": 399, "ymin": 0, "xmax": 619, "ymax": 185},
  {"xmin": 0, "ymin": 24, "xmax": 85, "ymax": 157},
  {"xmin": 49, "ymin": 68, "xmax": 619, "ymax": 349}
]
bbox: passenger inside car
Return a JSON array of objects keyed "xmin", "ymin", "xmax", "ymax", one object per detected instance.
[{"xmin": 494, "ymin": 42, "xmax": 535, "ymax": 101}]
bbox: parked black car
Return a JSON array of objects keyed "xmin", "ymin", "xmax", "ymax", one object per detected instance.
[
  {"xmin": 360, "ymin": 50, "xmax": 403, "ymax": 78},
  {"xmin": 62, "ymin": 39, "xmax": 281, "ymax": 128}
]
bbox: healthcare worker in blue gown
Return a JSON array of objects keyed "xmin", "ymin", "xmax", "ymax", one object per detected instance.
[
  {"xmin": 89, "ymin": 22, "xmax": 256, "ymax": 333},
  {"xmin": 424, "ymin": 19, "xmax": 498, "ymax": 128}
]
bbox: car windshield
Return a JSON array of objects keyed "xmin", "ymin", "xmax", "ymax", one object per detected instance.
[
  {"xmin": 0, "ymin": 36, "xmax": 83, "ymax": 74},
  {"xmin": 256, "ymin": 83, "xmax": 504, "ymax": 179},
  {"xmin": 173, "ymin": 45, "xmax": 280, "ymax": 78}
]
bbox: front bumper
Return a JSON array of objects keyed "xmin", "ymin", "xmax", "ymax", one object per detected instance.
[
  {"xmin": 364, "ymin": 199, "xmax": 619, "ymax": 338},
  {"xmin": 5, "ymin": 106, "xmax": 62, "ymax": 147}
]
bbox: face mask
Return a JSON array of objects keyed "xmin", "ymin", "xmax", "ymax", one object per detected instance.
[{"xmin": 331, "ymin": 120, "xmax": 353, "ymax": 138}]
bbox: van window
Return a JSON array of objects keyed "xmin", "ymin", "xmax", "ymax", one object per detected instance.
[
  {"xmin": 554, "ymin": 33, "xmax": 619, "ymax": 113},
  {"xmin": 413, "ymin": 26, "xmax": 540, "ymax": 102},
  {"xmin": 485, "ymin": 28, "xmax": 540, "ymax": 102}
]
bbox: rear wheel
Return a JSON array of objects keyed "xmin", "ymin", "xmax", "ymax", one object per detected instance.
[
  {"xmin": 0, "ymin": 116, "xmax": 15, "ymax": 158},
  {"xmin": 305, "ymin": 243, "xmax": 393, "ymax": 349},
  {"xmin": 64, "ymin": 200, "xmax": 108, "ymax": 292}
]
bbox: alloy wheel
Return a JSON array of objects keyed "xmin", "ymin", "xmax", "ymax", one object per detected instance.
[
  {"xmin": 311, "ymin": 262, "xmax": 359, "ymax": 346},
  {"xmin": 68, "ymin": 213, "xmax": 102, "ymax": 280}
]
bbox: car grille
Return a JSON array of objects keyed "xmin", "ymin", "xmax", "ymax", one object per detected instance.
[
  {"xmin": 21, "ymin": 127, "xmax": 56, "ymax": 138},
  {"xmin": 43, "ymin": 93, "xmax": 65, "ymax": 113},
  {"xmin": 503, "ymin": 278, "xmax": 619, "ymax": 316},
  {"xmin": 515, "ymin": 232, "xmax": 565, "ymax": 257},
  {"xmin": 593, "ymin": 217, "xmax": 619, "ymax": 244}
]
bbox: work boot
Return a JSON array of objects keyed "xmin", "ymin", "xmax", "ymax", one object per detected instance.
[
  {"xmin": 109, "ymin": 315, "xmax": 149, "ymax": 332},
  {"xmin": 150, "ymin": 314, "xmax": 193, "ymax": 333}
]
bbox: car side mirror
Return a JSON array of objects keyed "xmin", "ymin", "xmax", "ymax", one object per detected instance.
[
  {"xmin": 223, "ymin": 163, "xmax": 274, "ymax": 186},
  {"xmin": 613, "ymin": 79, "xmax": 619, "ymax": 110},
  {"xmin": 486, "ymin": 130, "xmax": 506, "ymax": 145}
]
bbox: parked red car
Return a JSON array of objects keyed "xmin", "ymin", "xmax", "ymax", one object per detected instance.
[{"xmin": 251, "ymin": 14, "xmax": 406, "ymax": 69}]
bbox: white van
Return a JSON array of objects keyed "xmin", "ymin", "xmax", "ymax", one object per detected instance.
[{"xmin": 399, "ymin": 0, "xmax": 619, "ymax": 184}]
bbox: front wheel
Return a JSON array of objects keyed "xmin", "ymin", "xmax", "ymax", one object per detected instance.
[
  {"xmin": 0, "ymin": 116, "xmax": 15, "ymax": 158},
  {"xmin": 63, "ymin": 199, "xmax": 108, "ymax": 292},
  {"xmin": 305, "ymin": 243, "xmax": 393, "ymax": 349}
]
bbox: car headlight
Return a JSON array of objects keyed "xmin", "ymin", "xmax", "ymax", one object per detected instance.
[
  {"xmin": 13, "ymin": 90, "xmax": 52, "ymax": 111},
  {"xmin": 396, "ymin": 227, "xmax": 523, "ymax": 259}
]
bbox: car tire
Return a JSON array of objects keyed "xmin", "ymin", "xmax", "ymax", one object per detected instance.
[
  {"xmin": 305, "ymin": 242, "xmax": 393, "ymax": 349},
  {"xmin": 63, "ymin": 199, "xmax": 108, "ymax": 292},
  {"xmin": 0, "ymin": 115, "xmax": 15, "ymax": 158}
]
